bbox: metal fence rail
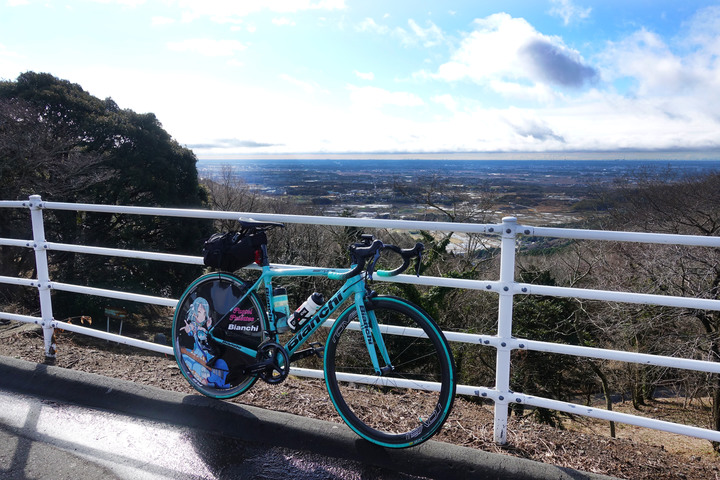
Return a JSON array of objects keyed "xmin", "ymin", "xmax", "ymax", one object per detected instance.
[{"xmin": 2, "ymin": 194, "xmax": 720, "ymax": 446}]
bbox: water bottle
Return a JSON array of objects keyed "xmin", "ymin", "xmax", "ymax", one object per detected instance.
[
  {"xmin": 288, "ymin": 292, "xmax": 325, "ymax": 332},
  {"xmin": 273, "ymin": 287, "xmax": 291, "ymax": 333}
]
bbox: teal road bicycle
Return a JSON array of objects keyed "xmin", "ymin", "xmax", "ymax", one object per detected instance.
[{"xmin": 172, "ymin": 220, "xmax": 456, "ymax": 448}]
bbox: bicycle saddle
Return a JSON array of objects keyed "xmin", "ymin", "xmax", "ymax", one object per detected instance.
[{"xmin": 237, "ymin": 219, "xmax": 285, "ymax": 231}]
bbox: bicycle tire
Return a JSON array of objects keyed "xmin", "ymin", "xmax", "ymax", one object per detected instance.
[
  {"xmin": 172, "ymin": 272, "xmax": 266, "ymax": 399},
  {"xmin": 324, "ymin": 296, "xmax": 456, "ymax": 448}
]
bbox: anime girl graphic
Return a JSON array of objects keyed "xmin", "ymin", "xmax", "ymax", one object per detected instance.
[{"xmin": 179, "ymin": 297, "xmax": 231, "ymax": 388}]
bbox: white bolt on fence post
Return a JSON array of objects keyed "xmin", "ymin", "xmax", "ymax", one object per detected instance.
[
  {"xmin": 493, "ymin": 216, "xmax": 518, "ymax": 444},
  {"xmin": 28, "ymin": 195, "xmax": 56, "ymax": 358}
]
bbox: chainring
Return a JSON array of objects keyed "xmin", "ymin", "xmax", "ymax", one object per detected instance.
[{"xmin": 257, "ymin": 341, "xmax": 291, "ymax": 384}]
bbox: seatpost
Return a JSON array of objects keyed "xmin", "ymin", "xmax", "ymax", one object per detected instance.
[{"xmin": 259, "ymin": 244, "xmax": 270, "ymax": 267}]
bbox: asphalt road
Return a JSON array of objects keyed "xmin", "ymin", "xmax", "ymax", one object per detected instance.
[
  {"xmin": 0, "ymin": 356, "xmax": 616, "ymax": 480},
  {"xmin": 0, "ymin": 389, "xmax": 429, "ymax": 480}
]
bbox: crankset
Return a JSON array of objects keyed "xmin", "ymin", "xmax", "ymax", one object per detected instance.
[{"xmin": 254, "ymin": 341, "xmax": 291, "ymax": 385}]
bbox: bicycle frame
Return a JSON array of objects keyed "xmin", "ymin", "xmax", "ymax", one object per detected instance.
[{"xmin": 205, "ymin": 259, "xmax": 392, "ymax": 375}]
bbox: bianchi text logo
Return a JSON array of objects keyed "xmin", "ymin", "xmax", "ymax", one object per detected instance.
[{"xmin": 228, "ymin": 323, "xmax": 260, "ymax": 332}]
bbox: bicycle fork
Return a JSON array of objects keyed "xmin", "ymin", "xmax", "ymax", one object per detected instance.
[{"xmin": 355, "ymin": 292, "xmax": 393, "ymax": 376}]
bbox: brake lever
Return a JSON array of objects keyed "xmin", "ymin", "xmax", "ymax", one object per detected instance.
[
  {"xmin": 366, "ymin": 248, "xmax": 382, "ymax": 281},
  {"xmin": 414, "ymin": 249, "xmax": 422, "ymax": 277}
]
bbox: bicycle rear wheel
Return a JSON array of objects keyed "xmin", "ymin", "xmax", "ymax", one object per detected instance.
[
  {"xmin": 324, "ymin": 296, "xmax": 456, "ymax": 448},
  {"xmin": 173, "ymin": 272, "xmax": 266, "ymax": 399}
]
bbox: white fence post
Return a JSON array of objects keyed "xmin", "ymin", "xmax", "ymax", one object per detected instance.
[
  {"xmin": 493, "ymin": 216, "xmax": 518, "ymax": 444},
  {"xmin": 28, "ymin": 195, "xmax": 56, "ymax": 358}
]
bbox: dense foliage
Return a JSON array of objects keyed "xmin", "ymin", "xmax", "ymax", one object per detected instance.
[{"xmin": 0, "ymin": 72, "xmax": 212, "ymax": 318}]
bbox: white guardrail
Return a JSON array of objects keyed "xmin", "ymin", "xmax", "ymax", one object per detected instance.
[{"xmin": 2, "ymin": 194, "xmax": 720, "ymax": 446}]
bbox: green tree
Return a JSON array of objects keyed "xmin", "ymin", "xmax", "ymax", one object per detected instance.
[
  {"xmin": 0, "ymin": 72, "xmax": 212, "ymax": 320},
  {"xmin": 510, "ymin": 266, "xmax": 596, "ymax": 426}
]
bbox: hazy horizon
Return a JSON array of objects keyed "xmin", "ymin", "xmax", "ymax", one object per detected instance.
[{"xmin": 197, "ymin": 152, "xmax": 720, "ymax": 162}]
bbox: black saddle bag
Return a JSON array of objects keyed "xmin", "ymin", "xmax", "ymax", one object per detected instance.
[{"xmin": 202, "ymin": 231, "xmax": 267, "ymax": 271}]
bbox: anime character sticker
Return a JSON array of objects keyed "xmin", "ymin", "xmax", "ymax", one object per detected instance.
[{"xmin": 179, "ymin": 297, "xmax": 231, "ymax": 388}]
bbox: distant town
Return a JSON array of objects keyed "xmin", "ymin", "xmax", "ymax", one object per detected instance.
[{"xmin": 197, "ymin": 158, "xmax": 720, "ymax": 226}]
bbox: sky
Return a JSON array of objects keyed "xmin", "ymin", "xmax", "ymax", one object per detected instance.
[{"xmin": 1, "ymin": 0, "xmax": 720, "ymax": 160}]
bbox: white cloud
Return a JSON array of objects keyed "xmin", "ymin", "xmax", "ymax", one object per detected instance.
[
  {"xmin": 347, "ymin": 85, "xmax": 424, "ymax": 110},
  {"xmin": 279, "ymin": 73, "xmax": 324, "ymax": 94},
  {"xmin": 600, "ymin": 29, "xmax": 691, "ymax": 95},
  {"xmin": 166, "ymin": 38, "xmax": 247, "ymax": 57},
  {"xmin": 681, "ymin": 5, "xmax": 720, "ymax": 57},
  {"xmin": 356, "ymin": 17, "xmax": 389, "ymax": 34},
  {"xmin": 431, "ymin": 94, "xmax": 457, "ymax": 112},
  {"xmin": 151, "ymin": 16, "xmax": 175, "ymax": 26},
  {"xmin": 416, "ymin": 6, "xmax": 720, "ymax": 155},
  {"xmin": 354, "ymin": 70, "xmax": 374, "ymax": 80},
  {"xmin": 429, "ymin": 13, "xmax": 597, "ymax": 101},
  {"xmin": 503, "ymin": 109, "xmax": 564, "ymax": 143},
  {"xmin": 172, "ymin": 0, "xmax": 346, "ymax": 24},
  {"xmin": 117, "ymin": 0, "xmax": 146, "ymax": 6},
  {"xmin": 548, "ymin": 0, "xmax": 591, "ymax": 26},
  {"xmin": 403, "ymin": 6, "xmax": 718, "ymax": 154},
  {"xmin": 597, "ymin": 5, "xmax": 720, "ymax": 124},
  {"xmin": 85, "ymin": 0, "xmax": 147, "ymax": 6},
  {"xmin": 542, "ymin": 92, "xmax": 720, "ymax": 151},
  {"xmin": 404, "ymin": 19, "xmax": 446, "ymax": 47},
  {"xmin": 272, "ymin": 17, "xmax": 296, "ymax": 26},
  {"xmin": 489, "ymin": 80, "xmax": 558, "ymax": 103},
  {"xmin": 357, "ymin": 17, "xmax": 447, "ymax": 49}
]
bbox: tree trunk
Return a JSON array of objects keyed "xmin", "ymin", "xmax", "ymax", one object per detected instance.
[{"xmin": 591, "ymin": 362, "xmax": 616, "ymax": 438}]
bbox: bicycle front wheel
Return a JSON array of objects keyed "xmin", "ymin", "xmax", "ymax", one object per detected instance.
[{"xmin": 324, "ymin": 296, "xmax": 456, "ymax": 448}]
